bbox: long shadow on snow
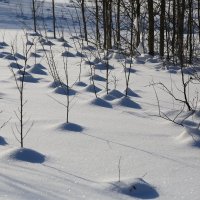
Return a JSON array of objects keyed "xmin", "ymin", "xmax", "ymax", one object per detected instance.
[
  {"xmin": 90, "ymin": 98, "xmax": 113, "ymax": 108},
  {"xmin": 84, "ymin": 133, "xmax": 200, "ymax": 169},
  {"xmin": 117, "ymin": 97, "xmax": 142, "ymax": 109},
  {"xmin": 0, "ymin": 172, "xmax": 67, "ymax": 200}
]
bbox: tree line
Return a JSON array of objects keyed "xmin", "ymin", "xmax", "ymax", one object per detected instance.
[{"xmin": 32, "ymin": 0, "xmax": 200, "ymax": 66}]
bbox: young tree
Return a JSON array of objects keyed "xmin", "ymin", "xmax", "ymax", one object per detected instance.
[{"xmin": 10, "ymin": 34, "xmax": 35, "ymax": 148}]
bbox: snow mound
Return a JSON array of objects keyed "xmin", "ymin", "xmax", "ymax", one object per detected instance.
[
  {"xmin": 4, "ymin": 54, "xmax": 16, "ymax": 61},
  {"xmin": 41, "ymin": 40, "xmax": 55, "ymax": 46},
  {"xmin": 166, "ymin": 65, "xmax": 180, "ymax": 74},
  {"xmin": 0, "ymin": 41, "xmax": 9, "ymax": 46},
  {"xmin": 135, "ymin": 54, "xmax": 150, "ymax": 64},
  {"xmin": 0, "ymin": 53, "xmax": 5, "ymax": 58},
  {"xmin": 84, "ymin": 60, "xmax": 95, "ymax": 65},
  {"xmin": 3, "ymin": 148, "xmax": 46, "ymax": 163},
  {"xmin": 1, "ymin": 51, "xmax": 10, "ymax": 55},
  {"xmin": 53, "ymin": 86, "xmax": 77, "ymax": 96},
  {"xmin": 57, "ymin": 37, "xmax": 66, "ymax": 42},
  {"xmin": 16, "ymin": 70, "xmax": 30, "ymax": 76},
  {"xmin": 109, "ymin": 89, "xmax": 124, "ymax": 99},
  {"xmin": 116, "ymin": 97, "xmax": 141, "ymax": 109},
  {"xmin": 76, "ymin": 51, "xmax": 86, "ymax": 57},
  {"xmin": 17, "ymin": 74, "xmax": 40, "ymax": 83},
  {"xmin": 95, "ymin": 62, "xmax": 114, "ymax": 70},
  {"xmin": 102, "ymin": 94, "xmax": 116, "ymax": 101},
  {"xmin": 57, "ymin": 122, "xmax": 84, "ymax": 132},
  {"xmin": 93, "ymin": 57, "xmax": 101, "ymax": 64},
  {"xmin": 61, "ymin": 50, "xmax": 75, "ymax": 57},
  {"xmin": 9, "ymin": 62, "xmax": 23, "ymax": 69},
  {"xmin": 134, "ymin": 59, "xmax": 145, "ymax": 64},
  {"xmin": 122, "ymin": 67, "xmax": 137, "ymax": 73},
  {"xmin": 109, "ymin": 178, "xmax": 159, "ymax": 199},
  {"xmin": 124, "ymin": 88, "xmax": 141, "ymax": 98},
  {"xmin": 48, "ymin": 80, "xmax": 66, "ymax": 88},
  {"xmin": 0, "ymin": 136, "xmax": 7, "ymax": 146},
  {"xmin": 26, "ymin": 40, "xmax": 34, "ymax": 45},
  {"xmin": 28, "ymin": 64, "xmax": 47, "ymax": 75},
  {"xmin": 74, "ymin": 81, "xmax": 87, "ymax": 87},
  {"xmin": 36, "ymin": 48, "xmax": 49, "ymax": 53},
  {"xmin": 90, "ymin": 74, "xmax": 106, "ymax": 82},
  {"xmin": 90, "ymin": 98, "xmax": 112, "ymax": 108},
  {"xmin": 14, "ymin": 53, "xmax": 25, "ymax": 60},
  {"xmin": 176, "ymin": 126, "xmax": 200, "ymax": 147},
  {"xmin": 33, "ymin": 63, "xmax": 46, "ymax": 70},
  {"xmin": 30, "ymin": 52, "xmax": 42, "ymax": 58},
  {"xmin": 84, "ymin": 84, "xmax": 102, "ymax": 93},
  {"xmin": 101, "ymin": 90, "xmax": 124, "ymax": 101},
  {"xmin": 62, "ymin": 42, "xmax": 72, "ymax": 48}
]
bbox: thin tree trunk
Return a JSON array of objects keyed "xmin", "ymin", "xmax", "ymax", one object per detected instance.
[
  {"xmin": 103, "ymin": 1, "xmax": 107, "ymax": 49},
  {"xmin": 172, "ymin": 0, "xmax": 176, "ymax": 63},
  {"xmin": 20, "ymin": 89, "xmax": 23, "ymax": 148},
  {"xmin": 198, "ymin": 0, "xmax": 200, "ymax": 42},
  {"xmin": 81, "ymin": 0, "xmax": 88, "ymax": 42},
  {"xmin": 95, "ymin": 0, "xmax": 100, "ymax": 46},
  {"xmin": 148, "ymin": 0, "xmax": 154, "ymax": 56},
  {"xmin": 160, "ymin": 0, "xmax": 165, "ymax": 58},
  {"xmin": 136, "ymin": 0, "xmax": 140, "ymax": 47},
  {"xmin": 32, "ymin": 0, "xmax": 37, "ymax": 32},
  {"xmin": 107, "ymin": 0, "xmax": 112, "ymax": 49},
  {"xmin": 116, "ymin": 0, "xmax": 121, "ymax": 48},
  {"xmin": 52, "ymin": 0, "xmax": 56, "ymax": 38},
  {"xmin": 188, "ymin": 0, "xmax": 193, "ymax": 64}
]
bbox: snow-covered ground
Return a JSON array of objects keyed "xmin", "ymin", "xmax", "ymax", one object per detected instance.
[{"xmin": 0, "ymin": 1, "xmax": 200, "ymax": 200}]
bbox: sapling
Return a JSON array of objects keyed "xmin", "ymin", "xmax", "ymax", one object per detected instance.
[
  {"xmin": 41, "ymin": 37, "xmax": 76, "ymax": 123},
  {"xmin": 64, "ymin": 9, "xmax": 99, "ymax": 98},
  {"xmin": 9, "ymin": 33, "xmax": 35, "ymax": 148}
]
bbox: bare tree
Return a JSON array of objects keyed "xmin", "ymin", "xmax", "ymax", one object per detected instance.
[{"xmin": 9, "ymin": 33, "xmax": 35, "ymax": 148}]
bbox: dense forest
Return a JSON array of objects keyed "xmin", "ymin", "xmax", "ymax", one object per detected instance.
[{"xmin": 31, "ymin": 0, "xmax": 200, "ymax": 64}]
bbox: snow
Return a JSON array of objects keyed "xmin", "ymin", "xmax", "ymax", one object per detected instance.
[{"xmin": 0, "ymin": 0, "xmax": 200, "ymax": 200}]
